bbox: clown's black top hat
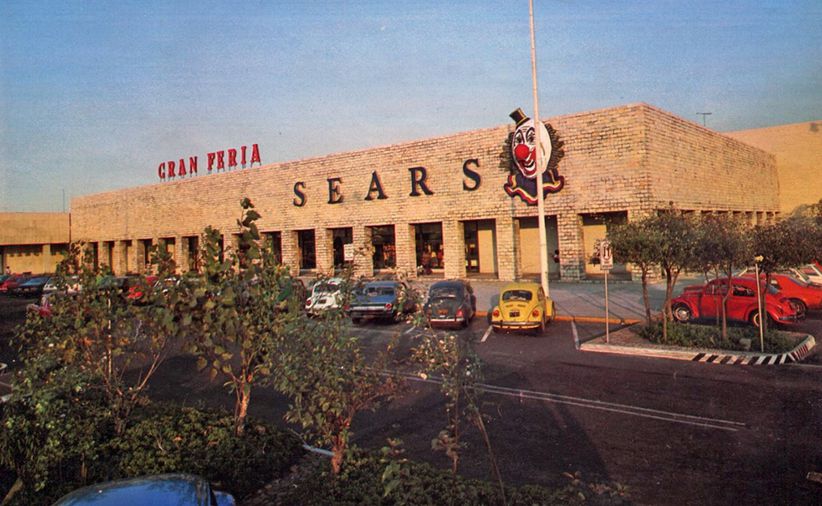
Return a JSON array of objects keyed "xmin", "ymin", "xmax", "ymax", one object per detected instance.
[{"xmin": 509, "ymin": 108, "xmax": 530, "ymax": 127}]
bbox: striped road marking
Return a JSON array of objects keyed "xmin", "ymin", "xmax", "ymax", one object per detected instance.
[
  {"xmin": 391, "ymin": 371, "xmax": 745, "ymax": 432},
  {"xmin": 480, "ymin": 325, "xmax": 493, "ymax": 343}
]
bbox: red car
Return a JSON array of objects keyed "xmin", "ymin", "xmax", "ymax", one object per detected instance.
[
  {"xmin": 671, "ymin": 276, "xmax": 801, "ymax": 328},
  {"xmin": 740, "ymin": 272, "xmax": 822, "ymax": 315},
  {"xmin": 0, "ymin": 274, "xmax": 30, "ymax": 293}
]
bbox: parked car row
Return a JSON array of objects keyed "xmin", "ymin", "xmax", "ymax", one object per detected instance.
[
  {"xmin": 0, "ymin": 273, "xmax": 53, "ymax": 297},
  {"xmin": 671, "ymin": 276, "xmax": 807, "ymax": 328}
]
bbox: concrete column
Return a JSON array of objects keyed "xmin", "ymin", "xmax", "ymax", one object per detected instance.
[
  {"xmin": 557, "ymin": 213, "xmax": 584, "ymax": 281},
  {"xmin": 395, "ymin": 222, "xmax": 416, "ymax": 279},
  {"xmin": 316, "ymin": 228, "xmax": 334, "ymax": 276},
  {"xmin": 113, "ymin": 241, "xmax": 127, "ymax": 275},
  {"xmin": 444, "ymin": 220, "xmax": 466, "ymax": 280},
  {"xmin": 281, "ymin": 230, "xmax": 301, "ymax": 275},
  {"xmin": 353, "ymin": 225, "xmax": 374, "ymax": 279},
  {"xmin": 496, "ymin": 215, "xmax": 517, "ymax": 281}
]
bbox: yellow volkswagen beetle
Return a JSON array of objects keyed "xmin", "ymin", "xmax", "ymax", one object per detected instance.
[{"xmin": 490, "ymin": 281, "xmax": 555, "ymax": 334}]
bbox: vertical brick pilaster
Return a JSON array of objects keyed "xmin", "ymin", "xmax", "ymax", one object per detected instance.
[
  {"xmin": 396, "ymin": 222, "xmax": 415, "ymax": 279},
  {"xmin": 353, "ymin": 226, "xmax": 374, "ymax": 278},
  {"xmin": 444, "ymin": 220, "xmax": 466, "ymax": 279},
  {"xmin": 316, "ymin": 228, "xmax": 334, "ymax": 276},
  {"xmin": 175, "ymin": 235, "xmax": 186, "ymax": 274},
  {"xmin": 133, "ymin": 240, "xmax": 145, "ymax": 274},
  {"xmin": 496, "ymin": 215, "xmax": 516, "ymax": 281},
  {"xmin": 42, "ymin": 244, "xmax": 52, "ymax": 274},
  {"xmin": 113, "ymin": 241, "xmax": 127, "ymax": 275},
  {"xmin": 557, "ymin": 213, "xmax": 584, "ymax": 281},
  {"xmin": 281, "ymin": 230, "xmax": 301, "ymax": 275}
]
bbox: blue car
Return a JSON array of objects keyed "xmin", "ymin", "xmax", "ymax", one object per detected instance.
[
  {"xmin": 53, "ymin": 474, "xmax": 235, "ymax": 506},
  {"xmin": 347, "ymin": 280, "xmax": 415, "ymax": 323}
]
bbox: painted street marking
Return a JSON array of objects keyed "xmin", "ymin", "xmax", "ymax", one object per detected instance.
[
  {"xmin": 480, "ymin": 325, "xmax": 493, "ymax": 343},
  {"xmin": 390, "ymin": 370, "xmax": 745, "ymax": 432},
  {"xmin": 572, "ymin": 320, "xmax": 579, "ymax": 350}
]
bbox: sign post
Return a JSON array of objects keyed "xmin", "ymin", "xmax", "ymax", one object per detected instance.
[{"xmin": 600, "ymin": 240, "xmax": 613, "ymax": 343}]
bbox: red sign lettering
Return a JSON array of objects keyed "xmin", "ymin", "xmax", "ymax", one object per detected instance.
[{"xmin": 157, "ymin": 143, "xmax": 260, "ymax": 180}]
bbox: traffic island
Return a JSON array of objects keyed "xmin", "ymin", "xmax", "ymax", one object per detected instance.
[{"xmin": 580, "ymin": 325, "xmax": 816, "ymax": 365}]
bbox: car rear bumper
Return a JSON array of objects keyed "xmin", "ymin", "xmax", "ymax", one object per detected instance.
[
  {"xmin": 348, "ymin": 306, "xmax": 393, "ymax": 319},
  {"xmin": 428, "ymin": 316, "xmax": 466, "ymax": 328},
  {"xmin": 491, "ymin": 320, "xmax": 541, "ymax": 331}
]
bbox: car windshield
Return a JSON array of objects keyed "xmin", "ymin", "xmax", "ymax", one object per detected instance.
[
  {"xmin": 502, "ymin": 289, "xmax": 532, "ymax": 302},
  {"xmin": 315, "ymin": 282, "xmax": 339, "ymax": 293},
  {"xmin": 366, "ymin": 286, "xmax": 394, "ymax": 297},
  {"xmin": 785, "ymin": 276, "xmax": 808, "ymax": 288},
  {"xmin": 430, "ymin": 286, "xmax": 459, "ymax": 299}
]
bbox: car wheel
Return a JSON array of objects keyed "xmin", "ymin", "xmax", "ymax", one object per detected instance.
[
  {"xmin": 351, "ymin": 317, "xmax": 362, "ymax": 325},
  {"xmin": 749, "ymin": 311, "xmax": 773, "ymax": 329},
  {"xmin": 672, "ymin": 303, "xmax": 693, "ymax": 323},
  {"xmin": 789, "ymin": 298, "xmax": 807, "ymax": 317}
]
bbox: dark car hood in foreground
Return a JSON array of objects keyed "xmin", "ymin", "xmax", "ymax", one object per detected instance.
[{"xmin": 54, "ymin": 473, "xmax": 234, "ymax": 506}]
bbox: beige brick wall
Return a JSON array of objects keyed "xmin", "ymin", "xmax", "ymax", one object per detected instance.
[
  {"xmin": 0, "ymin": 213, "xmax": 70, "ymax": 245},
  {"xmin": 726, "ymin": 121, "xmax": 822, "ymax": 214},
  {"xmin": 68, "ymin": 103, "xmax": 781, "ymax": 280}
]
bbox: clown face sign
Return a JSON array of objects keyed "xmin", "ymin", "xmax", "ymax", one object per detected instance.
[{"xmin": 504, "ymin": 108, "xmax": 565, "ymax": 205}]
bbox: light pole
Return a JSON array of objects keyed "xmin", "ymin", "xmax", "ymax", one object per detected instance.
[
  {"xmin": 528, "ymin": 0, "xmax": 550, "ymax": 298},
  {"xmin": 697, "ymin": 112, "xmax": 712, "ymax": 127}
]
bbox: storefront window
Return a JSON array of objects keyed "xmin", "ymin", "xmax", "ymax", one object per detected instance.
[
  {"xmin": 297, "ymin": 230, "xmax": 316, "ymax": 270},
  {"xmin": 332, "ymin": 227, "xmax": 353, "ymax": 269},
  {"xmin": 370, "ymin": 225, "xmax": 396, "ymax": 269},
  {"xmin": 263, "ymin": 232, "xmax": 282, "ymax": 264},
  {"xmin": 186, "ymin": 236, "xmax": 200, "ymax": 272},
  {"xmin": 414, "ymin": 222, "xmax": 443, "ymax": 275}
]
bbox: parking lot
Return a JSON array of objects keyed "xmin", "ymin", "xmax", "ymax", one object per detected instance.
[{"xmin": 2, "ymin": 288, "xmax": 822, "ymax": 504}]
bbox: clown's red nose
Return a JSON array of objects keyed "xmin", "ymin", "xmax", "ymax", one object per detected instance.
[{"xmin": 514, "ymin": 144, "xmax": 532, "ymax": 163}]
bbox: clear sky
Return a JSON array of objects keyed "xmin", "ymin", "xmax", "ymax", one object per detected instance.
[{"xmin": 1, "ymin": 0, "xmax": 820, "ymax": 212}]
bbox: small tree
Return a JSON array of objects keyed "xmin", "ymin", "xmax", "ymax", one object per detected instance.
[
  {"xmin": 272, "ymin": 269, "xmax": 398, "ymax": 475},
  {"xmin": 692, "ymin": 214, "xmax": 751, "ymax": 339},
  {"xmin": 184, "ymin": 198, "xmax": 297, "ymax": 436},
  {"xmin": 652, "ymin": 211, "xmax": 699, "ymax": 340},
  {"xmin": 751, "ymin": 216, "xmax": 819, "ymax": 332},
  {"xmin": 15, "ymin": 244, "xmax": 178, "ymax": 436},
  {"xmin": 608, "ymin": 218, "xmax": 662, "ymax": 327}
]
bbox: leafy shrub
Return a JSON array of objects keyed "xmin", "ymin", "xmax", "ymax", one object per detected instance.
[
  {"xmin": 0, "ymin": 354, "xmax": 113, "ymax": 505},
  {"xmin": 638, "ymin": 322, "xmax": 795, "ymax": 353},
  {"xmin": 1, "ymin": 400, "xmax": 303, "ymax": 504},
  {"xmin": 270, "ymin": 449, "xmax": 596, "ymax": 506},
  {"xmin": 109, "ymin": 403, "xmax": 304, "ymax": 498}
]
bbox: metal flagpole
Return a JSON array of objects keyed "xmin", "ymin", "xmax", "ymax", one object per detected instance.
[{"xmin": 528, "ymin": 0, "xmax": 550, "ymax": 298}]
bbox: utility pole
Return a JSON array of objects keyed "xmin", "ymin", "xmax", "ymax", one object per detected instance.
[
  {"xmin": 697, "ymin": 112, "xmax": 712, "ymax": 127},
  {"xmin": 528, "ymin": 0, "xmax": 550, "ymax": 298}
]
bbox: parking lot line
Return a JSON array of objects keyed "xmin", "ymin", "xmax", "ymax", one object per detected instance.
[
  {"xmin": 390, "ymin": 370, "xmax": 745, "ymax": 432},
  {"xmin": 480, "ymin": 325, "xmax": 493, "ymax": 343}
]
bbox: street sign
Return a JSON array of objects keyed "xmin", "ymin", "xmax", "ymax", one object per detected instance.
[{"xmin": 599, "ymin": 240, "xmax": 613, "ymax": 271}]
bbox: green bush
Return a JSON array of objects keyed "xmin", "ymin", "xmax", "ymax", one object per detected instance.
[
  {"xmin": 0, "ymin": 355, "xmax": 114, "ymax": 504},
  {"xmin": 638, "ymin": 321, "xmax": 795, "ymax": 353},
  {"xmin": 1, "ymin": 400, "xmax": 303, "ymax": 504},
  {"xmin": 270, "ymin": 449, "xmax": 607, "ymax": 506},
  {"xmin": 109, "ymin": 403, "xmax": 304, "ymax": 498}
]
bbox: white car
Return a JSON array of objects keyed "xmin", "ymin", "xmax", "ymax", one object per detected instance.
[
  {"xmin": 796, "ymin": 263, "xmax": 822, "ymax": 285},
  {"xmin": 305, "ymin": 277, "xmax": 344, "ymax": 314}
]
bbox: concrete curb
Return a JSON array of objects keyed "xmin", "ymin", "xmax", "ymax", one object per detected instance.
[{"xmin": 580, "ymin": 334, "xmax": 816, "ymax": 366}]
